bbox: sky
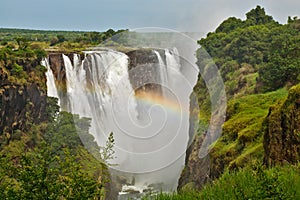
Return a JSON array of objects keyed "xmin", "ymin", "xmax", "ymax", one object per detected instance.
[{"xmin": 0, "ymin": 0, "xmax": 300, "ymax": 35}]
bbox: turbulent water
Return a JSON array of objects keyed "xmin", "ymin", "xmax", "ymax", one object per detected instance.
[{"xmin": 44, "ymin": 48, "xmax": 198, "ymax": 195}]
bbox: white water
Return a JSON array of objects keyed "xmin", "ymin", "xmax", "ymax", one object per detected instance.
[
  {"xmin": 153, "ymin": 50, "xmax": 168, "ymax": 97},
  {"xmin": 42, "ymin": 58, "xmax": 59, "ymax": 99},
  {"xmin": 45, "ymin": 49, "xmax": 197, "ymax": 192}
]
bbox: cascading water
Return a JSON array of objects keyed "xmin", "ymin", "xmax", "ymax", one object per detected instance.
[
  {"xmin": 44, "ymin": 48, "xmax": 198, "ymax": 198},
  {"xmin": 42, "ymin": 58, "xmax": 59, "ymax": 100},
  {"xmin": 153, "ymin": 50, "xmax": 168, "ymax": 97}
]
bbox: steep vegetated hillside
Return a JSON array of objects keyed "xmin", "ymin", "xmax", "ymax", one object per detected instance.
[{"xmin": 177, "ymin": 5, "xmax": 300, "ymax": 198}]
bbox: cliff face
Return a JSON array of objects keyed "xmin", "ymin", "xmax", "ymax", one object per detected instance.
[
  {"xmin": 48, "ymin": 53, "xmax": 66, "ymax": 88},
  {"xmin": 177, "ymin": 134, "xmax": 210, "ymax": 190},
  {"xmin": 126, "ymin": 49, "xmax": 164, "ymax": 94},
  {"xmin": 264, "ymin": 84, "xmax": 300, "ymax": 166},
  {"xmin": 0, "ymin": 58, "xmax": 47, "ymax": 145}
]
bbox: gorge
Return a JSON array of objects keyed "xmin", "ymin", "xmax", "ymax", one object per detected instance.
[{"xmin": 43, "ymin": 48, "xmax": 199, "ymax": 196}]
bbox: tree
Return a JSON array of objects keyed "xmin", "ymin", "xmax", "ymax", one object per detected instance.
[
  {"xmin": 15, "ymin": 36, "xmax": 29, "ymax": 50},
  {"xmin": 50, "ymin": 37, "xmax": 59, "ymax": 46},
  {"xmin": 6, "ymin": 145, "xmax": 103, "ymax": 199},
  {"xmin": 216, "ymin": 17, "xmax": 244, "ymax": 33},
  {"xmin": 46, "ymin": 97, "xmax": 60, "ymax": 123},
  {"xmin": 57, "ymin": 35, "xmax": 65, "ymax": 43},
  {"xmin": 258, "ymin": 27, "xmax": 300, "ymax": 91},
  {"xmin": 100, "ymin": 132, "xmax": 116, "ymax": 165},
  {"xmin": 245, "ymin": 5, "xmax": 274, "ymax": 25}
]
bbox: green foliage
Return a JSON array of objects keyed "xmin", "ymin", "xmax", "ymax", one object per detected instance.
[
  {"xmin": 216, "ymin": 17, "xmax": 243, "ymax": 33},
  {"xmin": 198, "ymin": 5, "xmax": 299, "ymax": 95},
  {"xmin": 0, "ymin": 99, "xmax": 110, "ymax": 199},
  {"xmin": 153, "ymin": 164, "xmax": 300, "ymax": 200},
  {"xmin": 49, "ymin": 35, "xmax": 66, "ymax": 46},
  {"xmin": 15, "ymin": 36, "xmax": 29, "ymax": 50},
  {"xmin": 258, "ymin": 27, "xmax": 300, "ymax": 91},
  {"xmin": 33, "ymin": 48, "xmax": 47, "ymax": 60},
  {"xmin": 0, "ymin": 145, "xmax": 103, "ymax": 199},
  {"xmin": 210, "ymin": 88, "xmax": 288, "ymax": 176},
  {"xmin": 99, "ymin": 132, "xmax": 116, "ymax": 165},
  {"xmin": 0, "ymin": 28, "xmax": 128, "ymax": 52},
  {"xmin": 57, "ymin": 34, "xmax": 65, "ymax": 43},
  {"xmin": 11, "ymin": 63, "xmax": 24, "ymax": 75},
  {"xmin": 44, "ymin": 111, "xmax": 93, "ymax": 156},
  {"xmin": 245, "ymin": 5, "xmax": 274, "ymax": 26},
  {"xmin": 194, "ymin": 10, "xmax": 300, "ymax": 184},
  {"xmin": 198, "ymin": 164, "xmax": 300, "ymax": 200},
  {"xmin": 0, "ymin": 41, "xmax": 47, "ymax": 89}
]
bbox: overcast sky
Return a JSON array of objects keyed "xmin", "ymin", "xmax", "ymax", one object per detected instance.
[{"xmin": 1, "ymin": 0, "xmax": 299, "ymax": 34}]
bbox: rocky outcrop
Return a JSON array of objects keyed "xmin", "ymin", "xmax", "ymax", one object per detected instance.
[
  {"xmin": 0, "ymin": 84, "xmax": 47, "ymax": 133},
  {"xmin": 48, "ymin": 52, "xmax": 79, "ymax": 85},
  {"xmin": 48, "ymin": 53, "xmax": 66, "ymax": 88},
  {"xmin": 177, "ymin": 134, "xmax": 210, "ymax": 190},
  {"xmin": 264, "ymin": 84, "xmax": 300, "ymax": 166},
  {"xmin": 126, "ymin": 49, "xmax": 164, "ymax": 94}
]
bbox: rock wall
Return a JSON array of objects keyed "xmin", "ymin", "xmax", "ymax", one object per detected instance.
[
  {"xmin": 0, "ymin": 59, "xmax": 47, "ymax": 144},
  {"xmin": 264, "ymin": 84, "xmax": 300, "ymax": 166},
  {"xmin": 127, "ymin": 49, "xmax": 164, "ymax": 94},
  {"xmin": 177, "ymin": 134, "xmax": 210, "ymax": 190},
  {"xmin": 48, "ymin": 53, "xmax": 66, "ymax": 88}
]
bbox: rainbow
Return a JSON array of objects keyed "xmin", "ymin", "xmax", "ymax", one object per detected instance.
[{"xmin": 134, "ymin": 92, "xmax": 189, "ymax": 114}]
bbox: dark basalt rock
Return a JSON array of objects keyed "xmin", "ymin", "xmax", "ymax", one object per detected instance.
[
  {"xmin": 48, "ymin": 53, "xmax": 66, "ymax": 87},
  {"xmin": 0, "ymin": 59, "xmax": 47, "ymax": 144},
  {"xmin": 126, "ymin": 49, "xmax": 165, "ymax": 95},
  {"xmin": 177, "ymin": 134, "xmax": 210, "ymax": 191}
]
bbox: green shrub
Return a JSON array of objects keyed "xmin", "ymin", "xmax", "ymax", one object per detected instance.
[
  {"xmin": 11, "ymin": 63, "xmax": 23, "ymax": 75},
  {"xmin": 153, "ymin": 164, "xmax": 300, "ymax": 200}
]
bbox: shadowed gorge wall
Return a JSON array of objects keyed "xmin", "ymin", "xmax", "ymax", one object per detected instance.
[{"xmin": 0, "ymin": 57, "xmax": 47, "ymax": 144}]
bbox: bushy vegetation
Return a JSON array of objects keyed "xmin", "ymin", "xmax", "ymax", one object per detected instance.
[
  {"xmin": 181, "ymin": 5, "xmax": 300, "ymax": 199},
  {"xmin": 198, "ymin": 5, "xmax": 300, "ymax": 94},
  {"xmin": 193, "ymin": 6, "xmax": 300, "ymax": 177},
  {"xmin": 0, "ymin": 28, "xmax": 128, "ymax": 52},
  {"xmin": 0, "ymin": 97, "xmax": 110, "ymax": 199},
  {"xmin": 0, "ymin": 39, "xmax": 47, "ymax": 88},
  {"xmin": 153, "ymin": 163, "xmax": 300, "ymax": 200}
]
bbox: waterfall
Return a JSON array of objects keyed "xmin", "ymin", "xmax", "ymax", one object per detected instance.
[
  {"xmin": 45, "ymin": 48, "xmax": 196, "ymax": 194},
  {"xmin": 42, "ymin": 58, "xmax": 59, "ymax": 101},
  {"xmin": 165, "ymin": 48, "xmax": 181, "ymax": 73},
  {"xmin": 153, "ymin": 50, "xmax": 168, "ymax": 97},
  {"xmin": 62, "ymin": 51, "xmax": 138, "ymax": 150}
]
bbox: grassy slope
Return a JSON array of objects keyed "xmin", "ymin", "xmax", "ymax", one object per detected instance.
[
  {"xmin": 152, "ymin": 88, "xmax": 290, "ymax": 199},
  {"xmin": 210, "ymin": 88, "xmax": 288, "ymax": 176},
  {"xmin": 153, "ymin": 164, "xmax": 300, "ymax": 200}
]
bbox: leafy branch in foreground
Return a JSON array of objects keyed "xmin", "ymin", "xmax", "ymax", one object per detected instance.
[{"xmin": 100, "ymin": 132, "xmax": 116, "ymax": 165}]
